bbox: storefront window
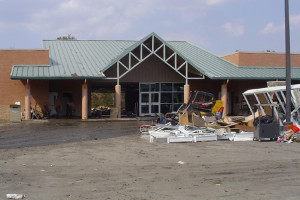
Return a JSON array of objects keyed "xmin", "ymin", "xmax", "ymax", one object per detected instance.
[
  {"xmin": 173, "ymin": 104, "xmax": 181, "ymax": 112},
  {"xmin": 161, "ymin": 83, "xmax": 172, "ymax": 91},
  {"xmin": 161, "ymin": 93, "xmax": 172, "ymax": 103},
  {"xmin": 140, "ymin": 82, "xmax": 184, "ymax": 115},
  {"xmin": 173, "ymin": 92, "xmax": 184, "ymax": 104},
  {"xmin": 173, "ymin": 83, "xmax": 184, "ymax": 91},
  {"xmin": 140, "ymin": 83, "xmax": 150, "ymax": 92},
  {"xmin": 141, "ymin": 93, "xmax": 149, "ymax": 103},
  {"xmin": 151, "ymin": 83, "xmax": 160, "ymax": 91},
  {"xmin": 141, "ymin": 105, "xmax": 149, "ymax": 114},
  {"xmin": 161, "ymin": 104, "xmax": 173, "ymax": 114}
]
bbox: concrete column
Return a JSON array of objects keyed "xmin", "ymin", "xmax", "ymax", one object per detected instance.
[
  {"xmin": 82, "ymin": 79, "xmax": 88, "ymax": 120},
  {"xmin": 115, "ymin": 84, "xmax": 121, "ymax": 118},
  {"xmin": 25, "ymin": 79, "xmax": 31, "ymax": 120},
  {"xmin": 184, "ymin": 84, "xmax": 190, "ymax": 104},
  {"xmin": 221, "ymin": 81, "xmax": 229, "ymax": 117}
]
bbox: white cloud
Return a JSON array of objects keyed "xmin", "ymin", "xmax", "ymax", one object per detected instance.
[
  {"xmin": 0, "ymin": 0, "xmax": 237, "ymax": 41},
  {"xmin": 221, "ymin": 22, "xmax": 244, "ymax": 37},
  {"xmin": 291, "ymin": 14, "xmax": 300, "ymax": 27},
  {"xmin": 260, "ymin": 14, "xmax": 300, "ymax": 35},
  {"xmin": 260, "ymin": 22, "xmax": 284, "ymax": 35},
  {"xmin": 123, "ymin": 0, "xmax": 154, "ymax": 18},
  {"xmin": 59, "ymin": 0, "xmax": 79, "ymax": 9}
]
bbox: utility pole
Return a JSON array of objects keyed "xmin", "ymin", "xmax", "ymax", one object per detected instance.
[{"xmin": 285, "ymin": 0, "xmax": 291, "ymax": 124}]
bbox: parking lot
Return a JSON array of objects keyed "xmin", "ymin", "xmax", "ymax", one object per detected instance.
[
  {"xmin": 1, "ymin": 119, "xmax": 300, "ymax": 200},
  {"xmin": 0, "ymin": 119, "xmax": 139, "ymax": 149}
]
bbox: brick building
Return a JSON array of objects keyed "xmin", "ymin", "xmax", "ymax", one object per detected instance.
[
  {"xmin": 222, "ymin": 51, "xmax": 300, "ymax": 67},
  {"xmin": 0, "ymin": 50, "xmax": 49, "ymax": 120},
  {"xmin": 1, "ymin": 32, "xmax": 300, "ymax": 120}
]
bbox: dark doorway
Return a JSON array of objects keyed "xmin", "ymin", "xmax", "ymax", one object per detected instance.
[
  {"xmin": 124, "ymin": 83, "xmax": 139, "ymax": 116},
  {"xmin": 62, "ymin": 93, "xmax": 72, "ymax": 117}
]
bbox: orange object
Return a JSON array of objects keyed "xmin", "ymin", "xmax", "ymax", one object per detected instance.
[
  {"xmin": 285, "ymin": 124, "xmax": 299, "ymax": 133},
  {"xmin": 292, "ymin": 126, "xmax": 300, "ymax": 133},
  {"xmin": 286, "ymin": 124, "xmax": 294, "ymax": 131}
]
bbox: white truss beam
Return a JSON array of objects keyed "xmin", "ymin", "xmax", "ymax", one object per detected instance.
[
  {"xmin": 110, "ymin": 36, "xmax": 204, "ymax": 82},
  {"xmin": 177, "ymin": 61, "xmax": 187, "ymax": 71},
  {"xmin": 166, "ymin": 53, "xmax": 175, "ymax": 62},
  {"xmin": 154, "ymin": 43, "xmax": 164, "ymax": 53},
  {"xmin": 130, "ymin": 52, "xmax": 140, "ymax": 63},
  {"xmin": 119, "ymin": 61, "xmax": 128, "ymax": 71}
]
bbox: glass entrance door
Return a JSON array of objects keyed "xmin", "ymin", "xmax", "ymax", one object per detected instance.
[
  {"xmin": 140, "ymin": 92, "xmax": 160, "ymax": 116},
  {"xmin": 139, "ymin": 83, "xmax": 160, "ymax": 116}
]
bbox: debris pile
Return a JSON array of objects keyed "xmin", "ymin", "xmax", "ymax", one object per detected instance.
[
  {"xmin": 139, "ymin": 90, "xmax": 255, "ymax": 143},
  {"xmin": 277, "ymin": 124, "xmax": 300, "ymax": 143},
  {"xmin": 140, "ymin": 84, "xmax": 300, "ymax": 144},
  {"xmin": 243, "ymin": 84, "xmax": 300, "ymax": 143},
  {"xmin": 140, "ymin": 119, "xmax": 254, "ymax": 143}
]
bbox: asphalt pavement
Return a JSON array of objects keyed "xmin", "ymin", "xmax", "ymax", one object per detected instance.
[{"xmin": 0, "ymin": 119, "xmax": 141, "ymax": 149}]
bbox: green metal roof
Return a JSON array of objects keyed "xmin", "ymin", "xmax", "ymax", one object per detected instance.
[
  {"xmin": 11, "ymin": 65, "xmax": 50, "ymax": 79},
  {"xmin": 10, "ymin": 32, "xmax": 300, "ymax": 80},
  {"xmin": 167, "ymin": 41, "xmax": 300, "ymax": 80}
]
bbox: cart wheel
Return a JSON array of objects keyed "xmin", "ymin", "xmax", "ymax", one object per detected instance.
[{"xmin": 258, "ymin": 138, "xmax": 262, "ymax": 142}]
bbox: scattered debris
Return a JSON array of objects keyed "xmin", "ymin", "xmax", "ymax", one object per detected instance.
[
  {"xmin": 140, "ymin": 87, "xmax": 300, "ymax": 144},
  {"xmin": 277, "ymin": 124, "xmax": 300, "ymax": 143},
  {"xmin": 177, "ymin": 91, "xmax": 223, "ymax": 126},
  {"xmin": 178, "ymin": 161, "xmax": 185, "ymax": 165},
  {"xmin": 230, "ymin": 132, "xmax": 254, "ymax": 141},
  {"xmin": 6, "ymin": 194, "xmax": 25, "ymax": 199},
  {"xmin": 143, "ymin": 122, "xmax": 253, "ymax": 143}
]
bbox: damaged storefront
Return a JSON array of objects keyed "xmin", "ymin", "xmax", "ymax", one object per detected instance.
[{"xmin": 2, "ymin": 32, "xmax": 300, "ymax": 122}]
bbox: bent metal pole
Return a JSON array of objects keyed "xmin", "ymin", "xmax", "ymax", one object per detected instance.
[{"xmin": 285, "ymin": 0, "xmax": 291, "ymax": 123}]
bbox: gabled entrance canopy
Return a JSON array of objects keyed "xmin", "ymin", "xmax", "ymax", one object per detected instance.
[{"xmin": 100, "ymin": 32, "xmax": 204, "ymax": 84}]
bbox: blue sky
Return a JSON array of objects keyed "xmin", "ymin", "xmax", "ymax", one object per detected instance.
[{"xmin": 0, "ymin": 0, "xmax": 299, "ymax": 56}]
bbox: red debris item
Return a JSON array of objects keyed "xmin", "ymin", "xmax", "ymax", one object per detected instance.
[
  {"xmin": 218, "ymin": 107, "xmax": 223, "ymax": 113},
  {"xmin": 286, "ymin": 124, "xmax": 300, "ymax": 133},
  {"xmin": 292, "ymin": 126, "xmax": 300, "ymax": 133}
]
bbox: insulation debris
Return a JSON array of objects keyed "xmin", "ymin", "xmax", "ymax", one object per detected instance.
[
  {"xmin": 141, "ymin": 123, "xmax": 252, "ymax": 143},
  {"xmin": 6, "ymin": 194, "xmax": 25, "ymax": 199}
]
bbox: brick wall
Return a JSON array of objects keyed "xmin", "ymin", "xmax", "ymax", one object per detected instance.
[
  {"xmin": 222, "ymin": 52, "xmax": 300, "ymax": 67},
  {"xmin": 0, "ymin": 50, "xmax": 49, "ymax": 120},
  {"xmin": 0, "ymin": 105, "xmax": 10, "ymax": 120},
  {"xmin": 222, "ymin": 52, "xmax": 239, "ymax": 66}
]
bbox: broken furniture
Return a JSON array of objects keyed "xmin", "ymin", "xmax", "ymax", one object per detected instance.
[{"xmin": 177, "ymin": 91, "xmax": 223, "ymax": 126}]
